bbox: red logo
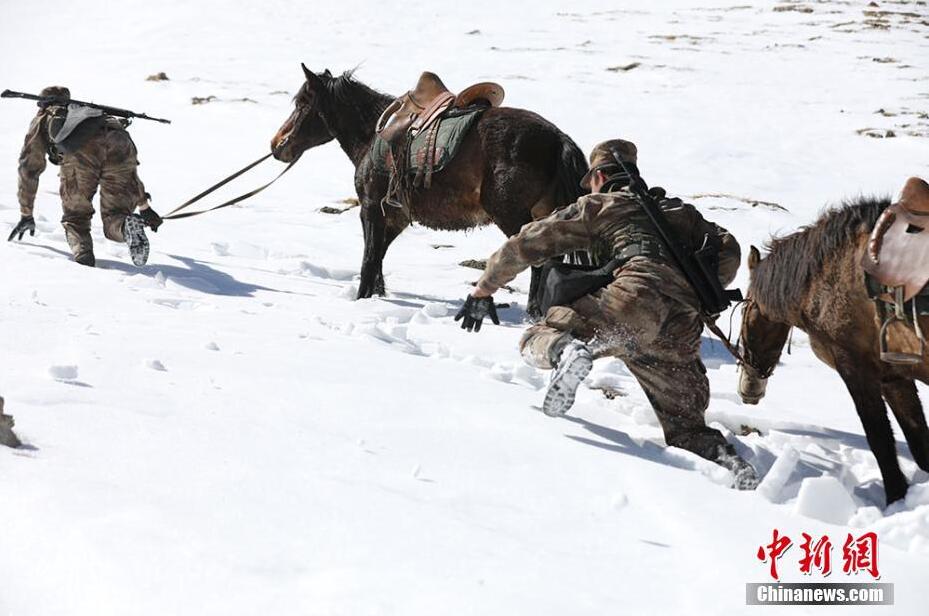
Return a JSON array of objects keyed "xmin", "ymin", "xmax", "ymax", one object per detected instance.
[
  {"xmin": 842, "ymin": 532, "xmax": 880, "ymax": 578},
  {"xmin": 757, "ymin": 530, "xmax": 880, "ymax": 580},
  {"xmin": 799, "ymin": 533, "xmax": 833, "ymax": 576},
  {"xmin": 756, "ymin": 529, "xmax": 793, "ymax": 581}
]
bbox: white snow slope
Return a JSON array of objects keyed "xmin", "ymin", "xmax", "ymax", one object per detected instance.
[{"xmin": 1, "ymin": 1, "xmax": 928, "ymax": 614}]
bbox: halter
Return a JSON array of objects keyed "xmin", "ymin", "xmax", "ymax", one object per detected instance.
[{"xmin": 736, "ymin": 296, "xmax": 779, "ymax": 380}]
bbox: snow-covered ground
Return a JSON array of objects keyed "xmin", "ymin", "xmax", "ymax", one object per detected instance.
[{"xmin": 1, "ymin": 1, "xmax": 928, "ymax": 614}]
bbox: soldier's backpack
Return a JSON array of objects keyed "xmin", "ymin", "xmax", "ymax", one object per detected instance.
[{"xmin": 46, "ymin": 103, "xmax": 107, "ymax": 157}]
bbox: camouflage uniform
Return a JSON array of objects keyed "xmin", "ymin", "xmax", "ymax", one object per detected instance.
[
  {"xmin": 475, "ymin": 146, "xmax": 741, "ymax": 461},
  {"xmin": 17, "ymin": 88, "xmax": 150, "ymax": 262},
  {"xmin": 0, "ymin": 396, "xmax": 20, "ymax": 448}
]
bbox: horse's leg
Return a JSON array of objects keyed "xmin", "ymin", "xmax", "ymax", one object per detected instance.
[
  {"xmin": 526, "ymin": 266, "xmax": 545, "ymax": 320},
  {"xmin": 882, "ymin": 376, "xmax": 929, "ymax": 472},
  {"xmin": 357, "ymin": 201, "xmax": 386, "ymax": 299},
  {"xmin": 837, "ymin": 360, "xmax": 908, "ymax": 504},
  {"xmin": 485, "ymin": 207, "xmax": 547, "ymax": 320},
  {"xmin": 373, "ymin": 211, "xmax": 410, "ymax": 295}
]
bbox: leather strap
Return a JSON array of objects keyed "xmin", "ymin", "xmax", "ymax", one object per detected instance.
[
  {"xmin": 411, "ymin": 92, "xmax": 455, "ymax": 134},
  {"xmin": 163, "ymin": 154, "xmax": 296, "ymax": 221}
]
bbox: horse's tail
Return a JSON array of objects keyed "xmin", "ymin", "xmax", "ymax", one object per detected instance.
[{"xmin": 553, "ymin": 130, "xmax": 589, "ymax": 208}]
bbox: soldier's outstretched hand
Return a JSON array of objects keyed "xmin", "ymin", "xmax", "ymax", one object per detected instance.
[
  {"xmin": 7, "ymin": 216, "xmax": 36, "ymax": 242},
  {"xmin": 139, "ymin": 207, "xmax": 163, "ymax": 232},
  {"xmin": 455, "ymin": 294, "xmax": 500, "ymax": 333}
]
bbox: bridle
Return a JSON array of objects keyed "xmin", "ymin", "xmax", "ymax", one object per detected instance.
[
  {"xmin": 275, "ymin": 100, "xmax": 311, "ymax": 153},
  {"xmin": 736, "ymin": 296, "xmax": 778, "ymax": 380}
]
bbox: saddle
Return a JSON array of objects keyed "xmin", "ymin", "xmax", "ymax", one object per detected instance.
[
  {"xmin": 862, "ymin": 176, "xmax": 929, "ymax": 363},
  {"xmin": 375, "ymin": 71, "xmax": 503, "ymax": 201},
  {"xmin": 376, "ymin": 72, "xmax": 504, "ymax": 144}
]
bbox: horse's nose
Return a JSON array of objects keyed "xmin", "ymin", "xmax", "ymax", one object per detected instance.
[
  {"xmin": 270, "ymin": 130, "xmax": 293, "ymax": 161},
  {"xmin": 738, "ymin": 368, "xmax": 768, "ymax": 405}
]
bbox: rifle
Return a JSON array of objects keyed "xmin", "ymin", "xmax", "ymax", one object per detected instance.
[
  {"xmin": 1, "ymin": 89, "xmax": 171, "ymax": 124},
  {"xmin": 610, "ymin": 147, "xmax": 742, "ymax": 317}
]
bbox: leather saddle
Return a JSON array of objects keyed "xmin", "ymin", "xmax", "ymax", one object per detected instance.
[
  {"xmin": 863, "ymin": 176, "xmax": 929, "ymax": 301},
  {"xmin": 376, "ymin": 72, "xmax": 504, "ymax": 144},
  {"xmin": 862, "ymin": 176, "xmax": 929, "ymax": 364}
]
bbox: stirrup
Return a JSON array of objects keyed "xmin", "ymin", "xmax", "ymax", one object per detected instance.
[{"xmin": 879, "ymin": 286, "xmax": 925, "ymax": 365}]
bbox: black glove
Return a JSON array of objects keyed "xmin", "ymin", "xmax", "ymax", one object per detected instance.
[
  {"xmin": 7, "ymin": 216, "xmax": 36, "ymax": 242},
  {"xmin": 454, "ymin": 295, "xmax": 500, "ymax": 332},
  {"xmin": 139, "ymin": 207, "xmax": 163, "ymax": 232}
]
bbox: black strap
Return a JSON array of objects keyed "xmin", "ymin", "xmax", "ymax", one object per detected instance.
[{"xmin": 163, "ymin": 154, "xmax": 296, "ymax": 221}]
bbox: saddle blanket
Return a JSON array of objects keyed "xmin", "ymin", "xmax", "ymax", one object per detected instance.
[{"xmin": 368, "ymin": 106, "xmax": 485, "ymax": 176}]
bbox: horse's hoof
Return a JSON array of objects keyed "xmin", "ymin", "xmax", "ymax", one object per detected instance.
[
  {"xmin": 885, "ymin": 483, "xmax": 908, "ymax": 506},
  {"xmin": 526, "ymin": 303, "xmax": 543, "ymax": 322}
]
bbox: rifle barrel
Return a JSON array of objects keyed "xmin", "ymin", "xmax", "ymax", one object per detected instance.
[{"xmin": 1, "ymin": 89, "xmax": 170, "ymax": 124}]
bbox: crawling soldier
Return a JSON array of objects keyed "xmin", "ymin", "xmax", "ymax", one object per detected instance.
[
  {"xmin": 9, "ymin": 85, "xmax": 162, "ymax": 266},
  {"xmin": 457, "ymin": 139, "xmax": 757, "ymax": 489}
]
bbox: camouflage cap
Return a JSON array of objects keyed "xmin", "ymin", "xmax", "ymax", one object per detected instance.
[
  {"xmin": 580, "ymin": 139, "xmax": 638, "ymax": 189},
  {"xmin": 37, "ymin": 86, "xmax": 70, "ymax": 108},
  {"xmin": 39, "ymin": 85, "xmax": 70, "ymax": 99}
]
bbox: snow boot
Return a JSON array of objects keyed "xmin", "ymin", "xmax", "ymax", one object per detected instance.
[
  {"xmin": 715, "ymin": 444, "xmax": 760, "ymax": 490},
  {"xmin": 123, "ymin": 213, "xmax": 150, "ymax": 267},
  {"xmin": 74, "ymin": 250, "xmax": 95, "ymax": 267},
  {"xmin": 542, "ymin": 339, "xmax": 593, "ymax": 417}
]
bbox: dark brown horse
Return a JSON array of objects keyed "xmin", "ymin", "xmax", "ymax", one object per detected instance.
[
  {"xmin": 738, "ymin": 195, "xmax": 929, "ymax": 505},
  {"xmin": 271, "ymin": 65, "xmax": 588, "ymax": 316}
]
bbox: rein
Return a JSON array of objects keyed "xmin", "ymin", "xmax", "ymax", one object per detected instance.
[
  {"xmin": 704, "ymin": 317, "xmax": 748, "ymax": 365},
  {"xmin": 163, "ymin": 153, "xmax": 297, "ymax": 221}
]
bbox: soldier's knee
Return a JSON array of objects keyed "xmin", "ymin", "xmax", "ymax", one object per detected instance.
[
  {"xmin": 519, "ymin": 327, "xmax": 570, "ymax": 369},
  {"xmin": 544, "ymin": 305, "xmax": 583, "ymax": 331},
  {"xmin": 102, "ymin": 221, "xmax": 124, "ymax": 242}
]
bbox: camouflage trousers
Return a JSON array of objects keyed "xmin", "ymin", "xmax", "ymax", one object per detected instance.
[
  {"xmin": 520, "ymin": 260, "xmax": 728, "ymax": 460},
  {"xmin": 58, "ymin": 128, "xmax": 148, "ymax": 259}
]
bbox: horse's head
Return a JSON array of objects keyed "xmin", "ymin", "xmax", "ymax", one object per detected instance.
[
  {"xmin": 271, "ymin": 64, "xmax": 337, "ymax": 162},
  {"xmin": 738, "ymin": 245, "xmax": 792, "ymax": 405}
]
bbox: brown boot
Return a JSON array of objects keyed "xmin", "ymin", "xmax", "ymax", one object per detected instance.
[
  {"xmin": 62, "ymin": 216, "xmax": 94, "ymax": 265},
  {"xmin": 74, "ymin": 251, "xmax": 96, "ymax": 267}
]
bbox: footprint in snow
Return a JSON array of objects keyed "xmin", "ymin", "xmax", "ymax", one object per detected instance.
[
  {"xmin": 48, "ymin": 365, "xmax": 92, "ymax": 387},
  {"xmin": 145, "ymin": 359, "xmax": 168, "ymax": 371},
  {"xmin": 48, "ymin": 365, "xmax": 79, "ymax": 381}
]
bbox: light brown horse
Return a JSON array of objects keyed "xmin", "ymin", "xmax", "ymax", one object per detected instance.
[
  {"xmin": 738, "ymin": 195, "xmax": 929, "ymax": 505},
  {"xmin": 271, "ymin": 65, "xmax": 589, "ymax": 317}
]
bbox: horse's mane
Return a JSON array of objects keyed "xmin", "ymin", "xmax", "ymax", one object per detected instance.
[
  {"xmin": 751, "ymin": 195, "xmax": 891, "ymax": 318},
  {"xmin": 322, "ymin": 69, "xmax": 393, "ymax": 125}
]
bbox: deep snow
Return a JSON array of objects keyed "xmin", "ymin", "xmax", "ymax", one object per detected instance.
[{"xmin": 1, "ymin": 1, "xmax": 928, "ymax": 614}]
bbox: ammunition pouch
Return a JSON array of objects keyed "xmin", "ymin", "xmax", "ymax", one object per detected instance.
[
  {"xmin": 46, "ymin": 143, "xmax": 63, "ymax": 166},
  {"xmin": 535, "ymin": 241, "xmax": 664, "ymax": 315}
]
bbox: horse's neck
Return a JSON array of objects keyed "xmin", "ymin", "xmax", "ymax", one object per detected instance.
[
  {"xmin": 329, "ymin": 93, "xmax": 394, "ymax": 168},
  {"xmin": 759, "ymin": 232, "xmax": 868, "ymax": 329}
]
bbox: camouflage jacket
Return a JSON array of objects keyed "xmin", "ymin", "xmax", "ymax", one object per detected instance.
[
  {"xmin": 17, "ymin": 107, "xmax": 124, "ymax": 217},
  {"xmin": 476, "ymin": 187, "xmax": 741, "ymax": 298}
]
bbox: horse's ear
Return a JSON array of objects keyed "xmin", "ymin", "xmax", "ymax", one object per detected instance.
[
  {"xmin": 748, "ymin": 245, "xmax": 761, "ymax": 271},
  {"xmin": 323, "ymin": 69, "xmax": 333, "ymax": 78},
  {"xmin": 301, "ymin": 63, "xmax": 324, "ymax": 89}
]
